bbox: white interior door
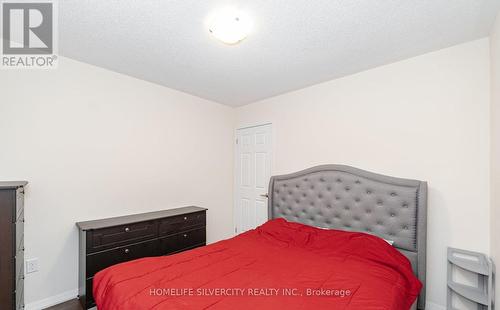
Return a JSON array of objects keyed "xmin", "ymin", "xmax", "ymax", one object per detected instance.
[{"xmin": 234, "ymin": 124, "xmax": 272, "ymax": 234}]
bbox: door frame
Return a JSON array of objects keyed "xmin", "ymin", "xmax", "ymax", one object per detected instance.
[{"xmin": 233, "ymin": 123, "xmax": 273, "ymax": 236}]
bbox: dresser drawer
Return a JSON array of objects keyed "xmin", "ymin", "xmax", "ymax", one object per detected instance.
[
  {"xmin": 87, "ymin": 239, "xmax": 158, "ymax": 277},
  {"xmin": 0, "ymin": 184, "xmax": 27, "ymax": 310},
  {"xmin": 88, "ymin": 221, "xmax": 158, "ymax": 253},
  {"xmin": 159, "ymin": 211, "xmax": 205, "ymax": 236},
  {"xmin": 77, "ymin": 207, "xmax": 207, "ymax": 309},
  {"xmin": 158, "ymin": 227, "xmax": 206, "ymax": 255}
]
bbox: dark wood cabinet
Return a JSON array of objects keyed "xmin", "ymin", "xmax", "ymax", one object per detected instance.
[
  {"xmin": 0, "ymin": 181, "xmax": 27, "ymax": 310},
  {"xmin": 76, "ymin": 206, "xmax": 207, "ymax": 309}
]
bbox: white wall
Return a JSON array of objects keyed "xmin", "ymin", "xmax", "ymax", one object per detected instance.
[
  {"xmin": 236, "ymin": 39, "xmax": 491, "ymax": 309},
  {"xmin": 0, "ymin": 35, "xmax": 492, "ymax": 310},
  {"xmin": 490, "ymin": 12, "xmax": 500, "ymax": 308},
  {"xmin": 0, "ymin": 57, "xmax": 235, "ymax": 308}
]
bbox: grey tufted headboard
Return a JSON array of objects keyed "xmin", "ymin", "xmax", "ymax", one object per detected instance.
[{"xmin": 268, "ymin": 165, "xmax": 427, "ymax": 309}]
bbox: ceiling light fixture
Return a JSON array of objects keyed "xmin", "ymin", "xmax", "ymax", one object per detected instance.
[{"xmin": 208, "ymin": 9, "xmax": 252, "ymax": 45}]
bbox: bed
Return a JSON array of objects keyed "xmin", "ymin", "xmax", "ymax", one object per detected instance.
[{"xmin": 93, "ymin": 165, "xmax": 427, "ymax": 309}]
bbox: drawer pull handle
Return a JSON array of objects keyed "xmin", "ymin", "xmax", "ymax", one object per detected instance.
[
  {"xmin": 183, "ymin": 217, "xmax": 187, "ymax": 220},
  {"xmin": 124, "ymin": 248, "xmax": 130, "ymax": 254},
  {"xmin": 125, "ymin": 227, "xmax": 130, "ymax": 232},
  {"xmin": 183, "ymin": 234, "xmax": 188, "ymax": 238}
]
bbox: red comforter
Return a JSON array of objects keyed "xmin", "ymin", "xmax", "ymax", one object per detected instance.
[{"xmin": 94, "ymin": 219, "xmax": 421, "ymax": 310}]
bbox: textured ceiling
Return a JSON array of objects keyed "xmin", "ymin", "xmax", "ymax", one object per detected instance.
[{"xmin": 59, "ymin": 0, "xmax": 500, "ymax": 106}]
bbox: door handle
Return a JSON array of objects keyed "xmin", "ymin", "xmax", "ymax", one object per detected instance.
[{"xmin": 260, "ymin": 193, "xmax": 269, "ymax": 198}]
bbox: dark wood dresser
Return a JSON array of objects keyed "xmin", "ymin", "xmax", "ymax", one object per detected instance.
[
  {"xmin": 76, "ymin": 206, "xmax": 207, "ymax": 309},
  {"xmin": 0, "ymin": 181, "xmax": 27, "ymax": 310}
]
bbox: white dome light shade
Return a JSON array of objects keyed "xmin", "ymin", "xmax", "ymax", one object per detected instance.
[{"xmin": 208, "ymin": 9, "xmax": 252, "ymax": 45}]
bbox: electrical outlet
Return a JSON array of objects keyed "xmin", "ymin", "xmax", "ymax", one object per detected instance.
[{"xmin": 26, "ymin": 258, "xmax": 39, "ymax": 274}]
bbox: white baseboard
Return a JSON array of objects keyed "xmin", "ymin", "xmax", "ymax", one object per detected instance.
[
  {"xmin": 426, "ymin": 301, "xmax": 446, "ymax": 310},
  {"xmin": 25, "ymin": 289, "xmax": 78, "ymax": 310}
]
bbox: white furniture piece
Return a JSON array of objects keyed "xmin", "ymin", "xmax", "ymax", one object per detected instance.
[{"xmin": 447, "ymin": 247, "xmax": 495, "ymax": 310}]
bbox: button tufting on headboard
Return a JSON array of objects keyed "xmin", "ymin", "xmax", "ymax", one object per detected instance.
[
  {"xmin": 268, "ymin": 164, "xmax": 427, "ymax": 310},
  {"xmin": 271, "ymin": 170, "xmax": 418, "ymax": 251}
]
